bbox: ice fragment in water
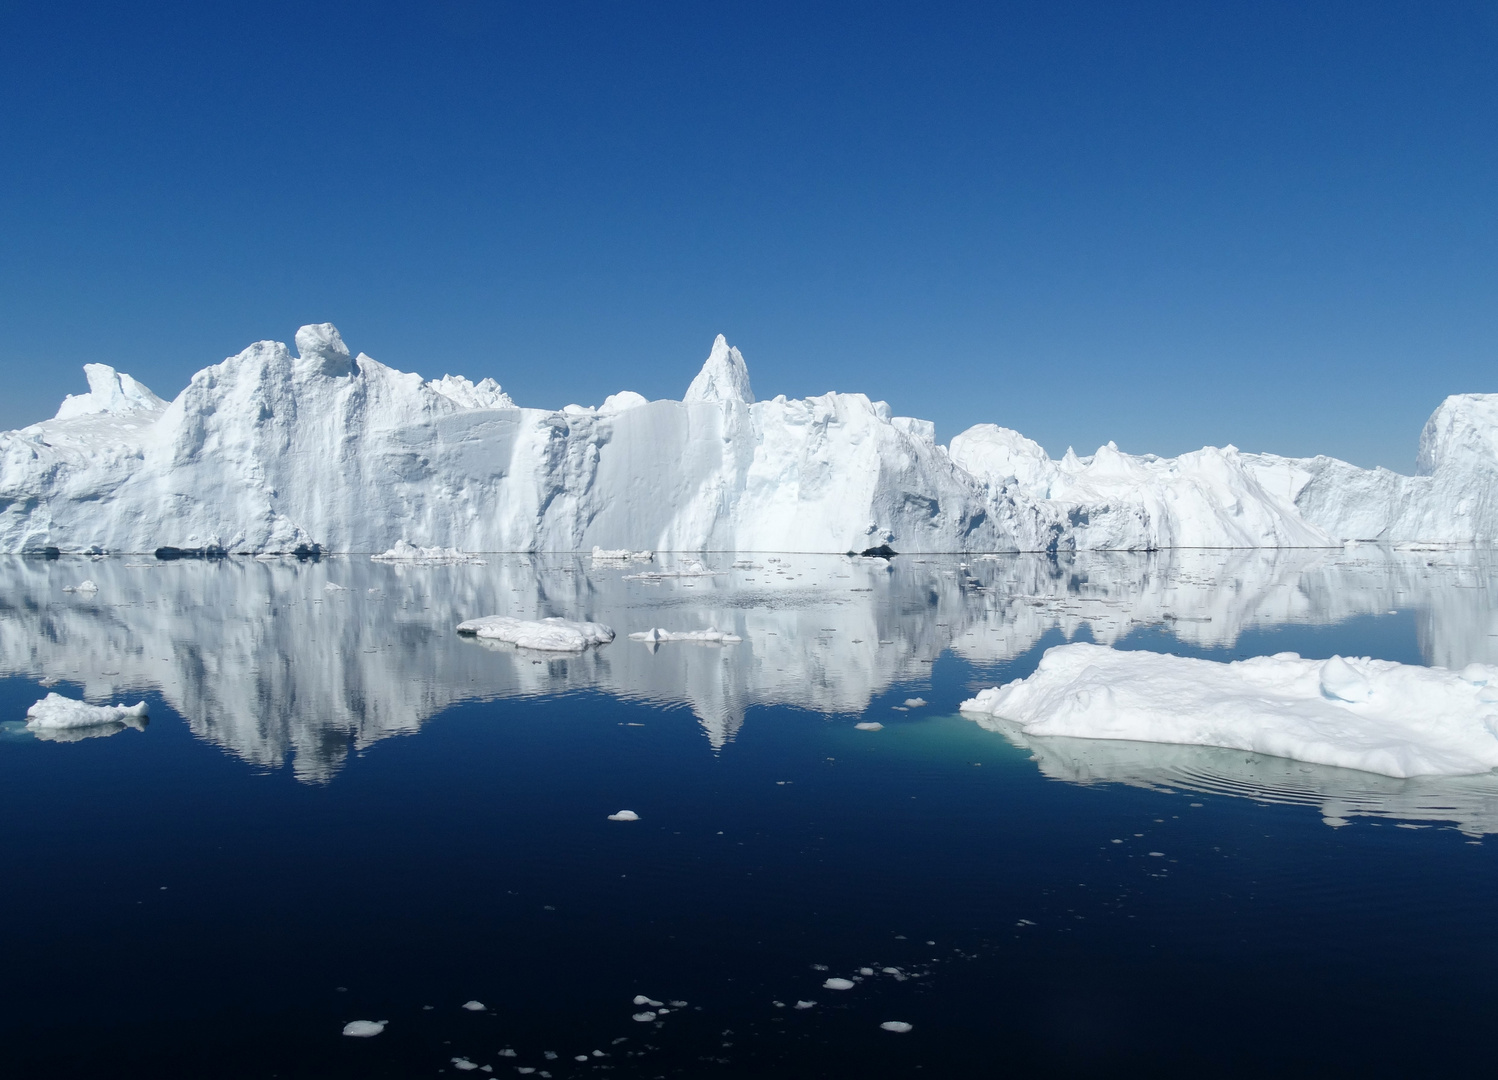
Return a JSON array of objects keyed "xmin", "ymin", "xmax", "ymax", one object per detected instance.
[
  {"xmin": 457, "ymin": 615, "xmax": 614, "ymax": 652},
  {"xmin": 632, "ymin": 1011, "xmax": 657, "ymax": 1022},
  {"xmin": 462, "ymin": 1000, "xmax": 487, "ymax": 1011},
  {"xmin": 794, "ymin": 1000, "xmax": 816, "ymax": 1009},
  {"xmin": 608, "ymin": 810, "xmax": 640, "ymax": 821},
  {"xmin": 26, "ymin": 693, "xmax": 147, "ymax": 730},
  {"xmin": 629, "ymin": 627, "xmax": 742, "ymax": 644},
  {"xmin": 880, "ymin": 1021, "xmax": 914, "ymax": 1033},
  {"xmin": 854, "ymin": 722, "xmax": 884, "ymax": 731},
  {"xmin": 453, "ymin": 1058, "xmax": 479, "ymax": 1071},
  {"xmin": 823, "ymin": 978, "xmax": 855, "ymax": 990},
  {"xmin": 499, "ymin": 1049, "xmax": 517, "ymax": 1057},
  {"xmin": 903, "ymin": 697, "xmax": 927, "ymax": 707},
  {"xmin": 342, "ymin": 1020, "xmax": 385, "ymax": 1037}
]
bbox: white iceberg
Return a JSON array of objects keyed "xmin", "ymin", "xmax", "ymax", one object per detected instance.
[
  {"xmin": 342, "ymin": 1020, "xmax": 385, "ymax": 1037},
  {"xmin": 373, "ymin": 540, "xmax": 486, "ymax": 564},
  {"xmin": 880, "ymin": 1021, "xmax": 913, "ymax": 1033},
  {"xmin": 854, "ymin": 721, "xmax": 884, "ymax": 731},
  {"xmin": 26, "ymin": 692, "xmax": 148, "ymax": 731},
  {"xmin": 456, "ymin": 616, "xmax": 615, "ymax": 651},
  {"xmin": 8, "ymin": 323, "xmax": 1498, "ymax": 554},
  {"xmin": 628, "ymin": 627, "xmax": 742, "ymax": 644},
  {"xmin": 607, "ymin": 810, "xmax": 640, "ymax": 821},
  {"xmin": 591, "ymin": 546, "xmax": 654, "ymax": 562},
  {"xmin": 960, "ymin": 643, "xmax": 1498, "ymax": 778},
  {"xmin": 62, "ymin": 580, "xmax": 98, "ymax": 593}
]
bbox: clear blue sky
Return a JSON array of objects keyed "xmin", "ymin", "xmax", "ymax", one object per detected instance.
[{"xmin": 1, "ymin": 1, "xmax": 1493, "ymax": 470}]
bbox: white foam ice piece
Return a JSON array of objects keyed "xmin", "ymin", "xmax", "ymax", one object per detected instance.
[
  {"xmin": 342, "ymin": 1020, "xmax": 386, "ymax": 1037},
  {"xmin": 960, "ymin": 643, "xmax": 1498, "ymax": 778},
  {"xmin": 373, "ymin": 540, "xmax": 486, "ymax": 565},
  {"xmin": 26, "ymin": 693, "xmax": 147, "ymax": 730},
  {"xmin": 632, "ymin": 1011, "xmax": 656, "ymax": 1022},
  {"xmin": 608, "ymin": 810, "xmax": 640, "ymax": 821},
  {"xmin": 62, "ymin": 580, "xmax": 98, "ymax": 593},
  {"xmin": 461, "ymin": 1000, "xmax": 487, "ymax": 1011},
  {"xmin": 854, "ymin": 722, "xmax": 884, "ymax": 731},
  {"xmin": 880, "ymin": 1021, "xmax": 914, "ymax": 1033},
  {"xmin": 903, "ymin": 697, "xmax": 927, "ymax": 707},
  {"xmin": 628, "ymin": 627, "xmax": 742, "ymax": 644},
  {"xmin": 453, "ymin": 1058, "xmax": 479, "ymax": 1071},
  {"xmin": 456, "ymin": 616, "xmax": 615, "ymax": 652},
  {"xmin": 822, "ymin": 978, "xmax": 855, "ymax": 990}
]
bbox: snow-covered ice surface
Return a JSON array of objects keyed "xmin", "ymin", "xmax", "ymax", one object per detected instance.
[
  {"xmin": 456, "ymin": 615, "xmax": 615, "ymax": 652},
  {"xmin": 961, "ymin": 643, "xmax": 1498, "ymax": 778},
  {"xmin": 8, "ymin": 322, "xmax": 1498, "ymax": 555},
  {"xmin": 26, "ymin": 693, "xmax": 148, "ymax": 731}
]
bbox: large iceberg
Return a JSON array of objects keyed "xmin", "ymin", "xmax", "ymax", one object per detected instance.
[
  {"xmin": 2, "ymin": 323, "xmax": 1496, "ymax": 553},
  {"xmin": 960, "ymin": 643, "xmax": 1498, "ymax": 778}
]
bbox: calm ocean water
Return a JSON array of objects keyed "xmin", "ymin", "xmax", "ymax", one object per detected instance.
[{"xmin": 2, "ymin": 550, "xmax": 1496, "ymax": 1077}]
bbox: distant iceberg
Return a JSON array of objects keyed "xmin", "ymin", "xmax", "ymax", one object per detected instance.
[
  {"xmin": 456, "ymin": 615, "xmax": 615, "ymax": 652},
  {"xmin": 27, "ymin": 692, "xmax": 148, "ymax": 734},
  {"xmin": 3, "ymin": 322, "xmax": 1497, "ymax": 553},
  {"xmin": 961, "ymin": 643, "xmax": 1498, "ymax": 778},
  {"xmin": 629, "ymin": 627, "xmax": 742, "ymax": 644}
]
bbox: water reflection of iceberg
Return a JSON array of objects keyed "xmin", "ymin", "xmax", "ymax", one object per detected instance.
[
  {"xmin": 984, "ymin": 717, "xmax": 1498, "ymax": 836},
  {"xmin": 0, "ymin": 547, "xmax": 1494, "ymax": 783},
  {"xmin": 30, "ymin": 715, "xmax": 148, "ymax": 743}
]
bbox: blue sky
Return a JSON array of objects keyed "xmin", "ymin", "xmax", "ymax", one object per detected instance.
[{"xmin": 1, "ymin": 1, "xmax": 1493, "ymax": 469}]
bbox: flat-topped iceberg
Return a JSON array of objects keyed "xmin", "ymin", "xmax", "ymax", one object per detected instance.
[
  {"xmin": 27, "ymin": 692, "xmax": 149, "ymax": 731},
  {"xmin": 961, "ymin": 643, "xmax": 1498, "ymax": 778},
  {"xmin": 373, "ymin": 540, "xmax": 486, "ymax": 564},
  {"xmin": 456, "ymin": 615, "xmax": 615, "ymax": 652},
  {"xmin": 6, "ymin": 323, "xmax": 1498, "ymax": 554}
]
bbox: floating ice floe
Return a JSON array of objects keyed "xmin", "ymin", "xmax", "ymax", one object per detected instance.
[
  {"xmin": 456, "ymin": 616, "xmax": 615, "ymax": 652},
  {"xmin": 628, "ymin": 627, "xmax": 742, "ymax": 644},
  {"xmin": 854, "ymin": 722, "xmax": 884, "ymax": 731},
  {"xmin": 903, "ymin": 697, "xmax": 927, "ymax": 708},
  {"xmin": 323, "ymin": 582, "xmax": 349, "ymax": 592},
  {"xmin": 794, "ymin": 1000, "xmax": 816, "ymax": 1009},
  {"xmin": 823, "ymin": 977, "xmax": 855, "ymax": 990},
  {"xmin": 452, "ymin": 1057, "xmax": 479, "ymax": 1071},
  {"xmin": 373, "ymin": 540, "xmax": 486, "ymax": 565},
  {"xmin": 61, "ymin": 580, "xmax": 98, "ymax": 594},
  {"xmin": 881, "ymin": 1021, "xmax": 914, "ymax": 1033},
  {"xmin": 461, "ymin": 1000, "xmax": 486, "ymax": 1011},
  {"xmin": 26, "ymin": 693, "xmax": 147, "ymax": 731},
  {"xmin": 624, "ymin": 562, "xmax": 723, "ymax": 581},
  {"xmin": 342, "ymin": 1020, "xmax": 385, "ymax": 1037},
  {"xmin": 591, "ymin": 546, "xmax": 654, "ymax": 562},
  {"xmin": 608, "ymin": 810, "xmax": 640, "ymax": 821},
  {"xmin": 960, "ymin": 642, "xmax": 1498, "ymax": 778}
]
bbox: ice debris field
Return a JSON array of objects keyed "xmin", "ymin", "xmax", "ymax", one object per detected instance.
[
  {"xmin": 5, "ymin": 322, "xmax": 1498, "ymax": 554},
  {"xmin": 961, "ymin": 643, "xmax": 1498, "ymax": 778}
]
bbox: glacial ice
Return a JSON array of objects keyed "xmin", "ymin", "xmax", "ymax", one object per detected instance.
[
  {"xmin": 456, "ymin": 615, "xmax": 615, "ymax": 651},
  {"xmin": 9, "ymin": 323, "xmax": 1498, "ymax": 555},
  {"xmin": 629, "ymin": 627, "xmax": 742, "ymax": 644},
  {"xmin": 26, "ymin": 693, "xmax": 148, "ymax": 730},
  {"xmin": 960, "ymin": 643, "xmax": 1498, "ymax": 777}
]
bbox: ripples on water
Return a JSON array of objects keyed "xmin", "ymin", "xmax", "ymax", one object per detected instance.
[{"xmin": 1, "ymin": 548, "xmax": 1496, "ymax": 1077}]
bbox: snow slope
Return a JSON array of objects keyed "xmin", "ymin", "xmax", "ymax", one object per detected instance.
[
  {"xmin": 1, "ymin": 323, "xmax": 1495, "ymax": 553},
  {"xmin": 960, "ymin": 643, "xmax": 1498, "ymax": 777}
]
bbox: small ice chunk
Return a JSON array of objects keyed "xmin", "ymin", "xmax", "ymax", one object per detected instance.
[
  {"xmin": 574, "ymin": 1055, "xmax": 588, "ymax": 1062},
  {"xmin": 462, "ymin": 1000, "xmax": 487, "ymax": 1011},
  {"xmin": 794, "ymin": 1000, "xmax": 816, "ymax": 1009},
  {"xmin": 609, "ymin": 810, "xmax": 640, "ymax": 822},
  {"xmin": 880, "ymin": 1021, "xmax": 913, "ymax": 1033},
  {"xmin": 373, "ymin": 540, "xmax": 486, "ymax": 564},
  {"xmin": 632, "ymin": 1011, "xmax": 656, "ymax": 1022},
  {"xmin": 499, "ymin": 1049, "xmax": 517, "ymax": 1057},
  {"xmin": 324, "ymin": 582, "xmax": 348, "ymax": 592},
  {"xmin": 854, "ymin": 722, "xmax": 884, "ymax": 731},
  {"xmin": 668, "ymin": 1000, "xmax": 687, "ymax": 1007},
  {"xmin": 516, "ymin": 1069, "xmax": 536, "ymax": 1075},
  {"xmin": 454, "ymin": 1058, "xmax": 479, "ymax": 1071},
  {"xmin": 26, "ymin": 693, "xmax": 147, "ymax": 730},
  {"xmin": 633, "ymin": 996, "xmax": 662, "ymax": 1007},
  {"xmin": 822, "ymin": 978, "xmax": 855, "ymax": 990},
  {"xmin": 342, "ymin": 1020, "xmax": 385, "ymax": 1037},
  {"xmin": 457, "ymin": 615, "xmax": 614, "ymax": 652},
  {"xmin": 37, "ymin": 676, "xmax": 60, "ymax": 687},
  {"xmin": 903, "ymin": 698, "xmax": 927, "ymax": 707},
  {"xmin": 629, "ymin": 627, "xmax": 742, "ymax": 644},
  {"xmin": 859, "ymin": 967, "xmax": 874, "ymax": 976},
  {"xmin": 62, "ymin": 580, "xmax": 98, "ymax": 594}
]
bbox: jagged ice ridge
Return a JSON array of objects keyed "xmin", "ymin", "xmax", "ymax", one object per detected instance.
[{"xmin": 2, "ymin": 323, "xmax": 1494, "ymax": 554}]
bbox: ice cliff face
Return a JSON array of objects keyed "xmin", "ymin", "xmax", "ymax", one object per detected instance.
[{"xmin": 0, "ymin": 323, "xmax": 1494, "ymax": 552}]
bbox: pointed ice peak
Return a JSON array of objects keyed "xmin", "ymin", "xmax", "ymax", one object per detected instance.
[
  {"xmin": 685, "ymin": 334, "xmax": 754, "ymax": 406},
  {"xmin": 294, "ymin": 323, "xmax": 355, "ymax": 377},
  {"xmin": 55, "ymin": 364, "xmax": 167, "ymax": 421}
]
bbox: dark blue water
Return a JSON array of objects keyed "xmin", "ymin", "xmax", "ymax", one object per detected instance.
[{"xmin": 1, "ymin": 551, "xmax": 1496, "ymax": 1077}]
